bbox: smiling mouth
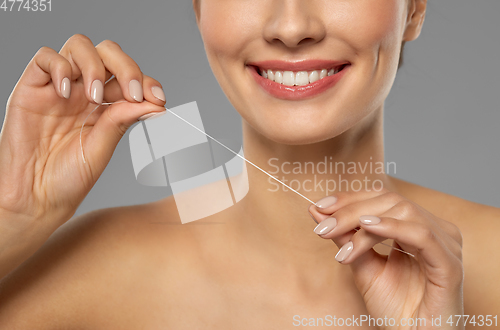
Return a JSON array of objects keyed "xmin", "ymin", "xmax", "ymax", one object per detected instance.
[{"xmin": 252, "ymin": 64, "xmax": 349, "ymax": 87}]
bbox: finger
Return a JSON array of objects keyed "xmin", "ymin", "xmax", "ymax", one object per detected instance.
[
  {"xmin": 358, "ymin": 215, "xmax": 459, "ymax": 272},
  {"xmin": 95, "ymin": 40, "xmax": 146, "ymax": 104},
  {"xmin": 21, "ymin": 47, "xmax": 73, "ymax": 99},
  {"xmin": 59, "ymin": 35, "xmax": 107, "ymax": 105},
  {"xmin": 332, "ymin": 237, "xmax": 391, "ymax": 296},
  {"xmin": 309, "ymin": 191, "xmax": 404, "ymax": 240},
  {"xmin": 143, "ymin": 76, "xmax": 166, "ymax": 105},
  {"xmin": 334, "ymin": 239, "xmax": 386, "ymax": 286},
  {"xmin": 336, "ymin": 226, "xmax": 387, "ymax": 265},
  {"xmin": 384, "ymin": 201, "xmax": 463, "ymax": 259},
  {"xmin": 309, "ymin": 213, "xmax": 355, "ymax": 251},
  {"xmin": 104, "ymin": 75, "xmax": 166, "ymax": 106},
  {"xmin": 81, "ymin": 101, "xmax": 166, "ymax": 170},
  {"xmin": 313, "ymin": 188, "xmax": 390, "ymax": 215}
]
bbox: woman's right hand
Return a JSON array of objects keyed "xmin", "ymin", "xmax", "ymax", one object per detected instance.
[{"xmin": 0, "ymin": 34, "xmax": 166, "ymax": 226}]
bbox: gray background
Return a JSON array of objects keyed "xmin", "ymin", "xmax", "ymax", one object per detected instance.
[{"xmin": 0, "ymin": 0, "xmax": 498, "ymax": 218}]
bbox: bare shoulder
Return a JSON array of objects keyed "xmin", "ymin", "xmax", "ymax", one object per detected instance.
[
  {"xmin": 390, "ymin": 176, "xmax": 500, "ymax": 221},
  {"xmin": 391, "ymin": 176, "xmax": 500, "ymax": 317},
  {"xmin": 0, "ymin": 196, "xmax": 195, "ymax": 329}
]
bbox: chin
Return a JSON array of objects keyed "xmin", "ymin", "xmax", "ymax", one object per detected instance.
[{"xmin": 248, "ymin": 113, "xmax": 351, "ymax": 146}]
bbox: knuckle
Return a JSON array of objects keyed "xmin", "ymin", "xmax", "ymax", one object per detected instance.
[
  {"xmin": 438, "ymin": 219, "xmax": 463, "ymax": 247},
  {"xmin": 334, "ymin": 205, "xmax": 355, "ymax": 222},
  {"xmin": 332, "ymin": 191, "xmax": 347, "ymax": 201},
  {"xmin": 143, "ymin": 75, "xmax": 161, "ymax": 86},
  {"xmin": 70, "ymin": 33, "xmax": 93, "ymax": 45},
  {"xmin": 418, "ymin": 224, "xmax": 437, "ymax": 243},
  {"xmin": 51, "ymin": 54, "xmax": 71, "ymax": 69},
  {"xmin": 97, "ymin": 39, "xmax": 122, "ymax": 50},
  {"xmin": 394, "ymin": 200, "xmax": 417, "ymax": 216},
  {"xmin": 36, "ymin": 46, "xmax": 54, "ymax": 57},
  {"xmin": 384, "ymin": 191, "xmax": 403, "ymax": 204},
  {"xmin": 61, "ymin": 58, "xmax": 72, "ymax": 71},
  {"xmin": 449, "ymin": 223, "xmax": 463, "ymax": 247},
  {"xmin": 378, "ymin": 187, "xmax": 391, "ymax": 195}
]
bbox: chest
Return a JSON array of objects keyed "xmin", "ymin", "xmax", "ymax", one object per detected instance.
[{"xmin": 86, "ymin": 275, "xmax": 377, "ymax": 330}]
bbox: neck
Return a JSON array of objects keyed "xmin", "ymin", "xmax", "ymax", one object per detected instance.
[{"xmin": 233, "ymin": 104, "xmax": 396, "ymax": 264}]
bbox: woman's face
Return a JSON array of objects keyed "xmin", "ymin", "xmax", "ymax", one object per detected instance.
[{"xmin": 194, "ymin": 0, "xmax": 425, "ymax": 145}]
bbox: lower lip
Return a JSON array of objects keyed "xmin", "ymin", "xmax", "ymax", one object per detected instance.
[{"xmin": 248, "ymin": 65, "xmax": 350, "ymax": 101}]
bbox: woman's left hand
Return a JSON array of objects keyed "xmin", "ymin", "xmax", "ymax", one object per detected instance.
[{"xmin": 309, "ymin": 189, "xmax": 464, "ymax": 329}]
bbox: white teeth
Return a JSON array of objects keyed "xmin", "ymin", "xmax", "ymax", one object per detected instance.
[
  {"xmin": 308, "ymin": 71, "xmax": 319, "ymax": 84},
  {"xmin": 267, "ymin": 69, "xmax": 274, "ymax": 81},
  {"xmin": 283, "ymin": 71, "xmax": 295, "ymax": 86},
  {"xmin": 260, "ymin": 67, "xmax": 344, "ymax": 85},
  {"xmin": 274, "ymin": 71, "xmax": 283, "ymax": 84},
  {"xmin": 295, "ymin": 71, "xmax": 309, "ymax": 86}
]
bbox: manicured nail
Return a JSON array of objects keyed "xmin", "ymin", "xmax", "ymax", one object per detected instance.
[
  {"xmin": 91, "ymin": 80, "xmax": 103, "ymax": 104},
  {"xmin": 315, "ymin": 196, "xmax": 337, "ymax": 209},
  {"xmin": 359, "ymin": 215, "xmax": 381, "ymax": 225},
  {"xmin": 335, "ymin": 241, "xmax": 353, "ymax": 263},
  {"xmin": 313, "ymin": 217, "xmax": 337, "ymax": 235},
  {"xmin": 61, "ymin": 77, "xmax": 71, "ymax": 99},
  {"xmin": 129, "ymin": 79, "xmax": 144, "ymax": 102},
  {"xmin": 308, "ymin": 210, "xmax": 318, "ymax": 224},
  {"xmin": 151, "ymin": 86, "xmax": 166, "ymax": 102}
]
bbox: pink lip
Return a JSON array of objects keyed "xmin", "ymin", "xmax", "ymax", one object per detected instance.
[{"xmin": 247, "ymin": 60, "xmax": 350, "ymax": 101}]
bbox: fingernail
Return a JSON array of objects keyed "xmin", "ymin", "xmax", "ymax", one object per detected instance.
[
  {"xmin": 315, "ymin": 196, "xmax": 337, "ymax": 209},
  {"xmin": 129, "ymin": 79, "xmax": 144, "ymax": 102},
  {"xmin": 91, "ymin": 80, "xmax": 103, "ymax": 104},
  {"xmin": 313, "ymin": 217, "xmax": 337, "ymax": 235},
  {"xmin": 61, "ymin": 77, "xmax": 71, "ymax": 99},
  {"xmin": 359, "ymin": 215, "xmax": 381, "ymax": 225},
  {"xmin": 138, "ymin": 111, "xmax": 165, "ymax": 121},
  {"xmin": 151, "ymin": 86, "xmax": 166, "ymax": 102},
  {"xmin": 308, "ymin": 210, "xmax": 318, "ymax": 224},
  {"xmin": 335, "ymin": 241, "xmax": 353, "ymax": 263}
]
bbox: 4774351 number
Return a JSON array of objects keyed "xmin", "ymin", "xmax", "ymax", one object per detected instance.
[{"xmin": 1, "ymin": 0, "xmax": 51, "ymax": 12}]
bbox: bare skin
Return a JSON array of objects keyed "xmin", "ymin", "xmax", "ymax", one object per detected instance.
[
  {"xmin": 0, "ymin": 177, "xmax": 498, "ymax": 329},
  {"xmin": 0, "ymin": 0, "xmax": 499, "ymax": 328}
]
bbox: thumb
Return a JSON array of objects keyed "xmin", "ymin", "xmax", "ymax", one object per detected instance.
[
  {"xmin": 81, "ymin": 100, "xmax": 165, "ymax": 171},
  {"xmin": 329, "ymin": 228, "xmax": 388, "ymax": 294},
  {"xmin": 346, "ymin": 245, "xmax": 387, "ymax": 294}
]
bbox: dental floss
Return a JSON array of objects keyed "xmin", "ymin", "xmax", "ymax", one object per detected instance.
[
  {"xmin": 79, "ymin": 101, "xmax": 318, "ymax": 206},
  {"xmin": 79, "ymin": 101, "xmax": 414, "ymax": 258},
  {"xmin": 165, "ymin": 108, "xmax": 319, "ymax": 206}
]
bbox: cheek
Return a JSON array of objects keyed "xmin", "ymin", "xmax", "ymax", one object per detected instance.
[
  {"xmin": 199, "ymin": 1, "xmax": 260, "ymax": 65},
  {"xmin": 326, "ymin": 0, "xmax": 405, "ymax": 57},
  {"xmin": 197, "ymin": 0, "xmax": 266, "ymax": 111}
]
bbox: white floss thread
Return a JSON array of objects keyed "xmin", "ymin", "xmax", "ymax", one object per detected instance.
[
  {"xmin": 79, "ymin": 101, "xmax": 414, "ymax": 258},
  {"xmin": 79, "ymin": 101, "xmax": 317, "ymax": 205}
]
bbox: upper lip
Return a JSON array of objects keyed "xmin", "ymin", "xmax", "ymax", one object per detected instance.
[{"xmin": 246, "ymin": 59, "xmax": 350, "ymax": 72}]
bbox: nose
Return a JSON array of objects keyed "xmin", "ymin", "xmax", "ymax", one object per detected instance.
[{"xmin": 263, "ymin": 0, "xmax": 326, "ymax": 48}]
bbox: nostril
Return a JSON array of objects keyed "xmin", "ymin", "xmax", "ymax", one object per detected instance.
[{"xmin": 297, "ymin": 37, "xmax": 315, "ymax": 46}]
